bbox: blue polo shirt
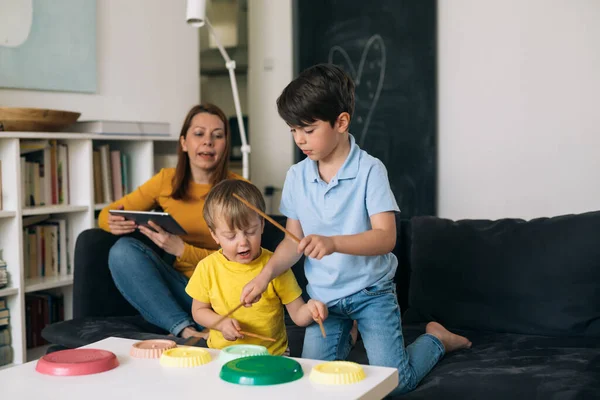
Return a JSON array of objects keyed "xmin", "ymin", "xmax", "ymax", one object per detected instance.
[{"xmin": 280, "ymin": 134, "xmax": 400, "ymax": 305}]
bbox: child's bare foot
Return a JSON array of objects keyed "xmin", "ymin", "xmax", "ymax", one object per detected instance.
[
  {"xmin": 426, "ymin": 322, "xmax": 472, "ymax": 352},
  {"xmin": 350, "ymin": 320, "xmax": 358, "ymax": 346},
  {"xmin": 180, "ymin": 326, "xmax": 209, "ymax": 340}
]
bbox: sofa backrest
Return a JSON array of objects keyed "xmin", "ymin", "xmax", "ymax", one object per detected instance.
[
  {"xmin": 403, "ymin": 211, "xmax": 600, "ymax": 337},
  {"xmin": 263, "ymin": 214, "xmax": 412, "ymax": 310}
]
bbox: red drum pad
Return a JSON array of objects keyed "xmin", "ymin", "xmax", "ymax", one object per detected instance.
[{"xmin": 36, "ymin": 349, "xmax": 119, "ymax": 376}]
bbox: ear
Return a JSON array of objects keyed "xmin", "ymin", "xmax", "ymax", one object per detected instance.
[
  {"xmin": 260, "ymin": 218, "xmax": 265, "ymax": 234},
  {"xmin": 336, "ymin": 112, "xmax": 351, "ymax": 133},
  {"xmin": 209, "ymin": 230, "xmax": 220, "ymax": 245},
  {"xmin": 180, "ymin": 134, "xmax": 187, "ymax": 152}
]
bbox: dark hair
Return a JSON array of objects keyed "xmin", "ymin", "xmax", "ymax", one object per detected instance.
[
  {"xmin": 171, "ymin": 103, "xmax": 231, "ymax": 200},
  {"xmin": 203, "ymin": 179, "xmax": 265, "ymax": 232},
  {"xmin": 276, "ymin": 63, "xmax": 355, "ymax": 128}
]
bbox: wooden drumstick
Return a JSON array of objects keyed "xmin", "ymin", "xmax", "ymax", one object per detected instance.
[
  {"xmin": 239, "ymin": 330, "xmax": 276, "ymax": 342},
  {"xmin": 213, "ymin": 303, "xmax": 244, "ymax": 328},
  {"xmin": 232, "ymin": 193, "xmax": 301, "ymax": 243},
  {"xmin": 316, "ymin": 316, "xmax": 326, "ymax": 338}
]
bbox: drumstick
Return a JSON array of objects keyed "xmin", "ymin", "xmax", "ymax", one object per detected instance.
[
  {"xmin": 213, "ymin": 303, "xmax": 244, "ymax": 328},
  {"xmin": 232, "ymin": 193, "xmax": 301, "ymax": 244},
  {"xmin": 239, "ymin": 330, "xmax": 276, "ymax": 342},
  {"xmin": 316, "ymin": 316, "xmax": 326, "ymax": 338}
]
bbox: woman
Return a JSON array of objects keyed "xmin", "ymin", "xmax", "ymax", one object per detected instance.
[{"xmin": 98, "ymin": 103, "xmax": 241, "ymax": 340}]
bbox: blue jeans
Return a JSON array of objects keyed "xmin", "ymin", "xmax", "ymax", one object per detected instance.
[
  {"xmin": 108, "ymin": 237, "xmax": 200, "ymax": 336},
  {"xmin": 302, "ymin": 279, "xmax": 445, "ymax": 395}
]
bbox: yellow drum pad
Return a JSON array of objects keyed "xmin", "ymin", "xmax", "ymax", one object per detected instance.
[
  {"xmin": 310, "ymin": 361, "xmax": 366, "ymax": 385},
  {"xmin": 159, "ymin": 347, "xmax": 212, "ymax": 368}
]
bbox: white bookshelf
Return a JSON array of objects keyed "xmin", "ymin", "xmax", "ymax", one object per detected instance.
[{"xmin": 0, "ymin": 132, "xmax": 178, "ymax": 365}]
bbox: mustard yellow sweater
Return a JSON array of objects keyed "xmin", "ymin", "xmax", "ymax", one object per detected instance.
[{"xmin": 98, "ymin": 168, "xmax": 242, "ymax": 278}]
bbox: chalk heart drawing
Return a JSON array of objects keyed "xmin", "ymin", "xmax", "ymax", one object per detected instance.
[
  {"xmin": 328, "ymin": 34, "xmax": 386, "ymax": 146},
  {"xmin": 0, "ymin": 0, "xmax": 33, "ymax": 48}
]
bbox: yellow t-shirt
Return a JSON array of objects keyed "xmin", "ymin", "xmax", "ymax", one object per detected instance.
[
  {"xmin": 98, "ymin": 168, "xmax": 243, "ymax": 277},
  {"xmin": 185, "ymin": 248, "xmax": 302, "ymax": 355}
]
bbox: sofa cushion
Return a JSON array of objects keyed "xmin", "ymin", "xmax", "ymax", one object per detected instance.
[
  {"xmin": 404, "ymin": 211, "xmax": 600, "ymax": 337},
  {"xmin": 393, "ymin": 324, "xmax": 600, "ymax": 400}
]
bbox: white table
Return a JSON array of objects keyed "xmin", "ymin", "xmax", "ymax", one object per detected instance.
[{"xmin": 0, "ymin": 337, "xmax": 398, "ymax": 400}]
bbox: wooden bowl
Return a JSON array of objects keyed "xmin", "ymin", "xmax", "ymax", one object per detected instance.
[{"xmin": 0, "ymin": 107, "xmax": 81, "ymax": 132}]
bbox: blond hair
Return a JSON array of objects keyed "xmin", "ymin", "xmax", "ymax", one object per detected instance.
[{"xmin": 204, "ymin": 179, "xmax": 266, "ymax": 231}]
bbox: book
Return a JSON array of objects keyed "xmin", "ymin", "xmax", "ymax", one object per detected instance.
[
  {"xmin": 0, "ymin": 299, "xmax": 6, "ymax": 309},
  {"xmin": 98, "ymin": 144, "xmax": 113, "ymax": 203},
  {"xmin": 23, "ymin": 214, "xmax": 50, "ymax": 228},
  {"xmin": 121, "ymin": 152, "xmax": 129, "ymax": 195},
  {"xmin": 93, "ymin": 150, "xmax": 103, "ymax": 204},
  {"xmin": 0, "ymin": 256, "xmax": 6, "ymax": 288},
  {"xmin": 19, "ymin": 139, "xmax": 50, "ymax": 155},
  {"xmin": 57, "ymin": 144, "xmax": 69, "ymax": 204},
  {"xmin": 0, "ymin": 344, "xmax": 12, "ymax": 366},
  {"xmin": 0, "ymin": 326, "xmax": 10, "ymax": 346},
  {"xmin": 0, "ymin": 159, "xmax": 2, "ymax": 210},
  {"xmin": 68, "ymin": 120, "xmax": 170, "ymax": 136},
  {"xmin": 110, "ymin": 150, "xmax": 123, "ymax": 200},
  {"xmin": 46, "ymin": 219, "xmax": 68, "ymax": 276}
]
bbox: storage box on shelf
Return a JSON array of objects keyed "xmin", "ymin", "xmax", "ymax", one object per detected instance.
[{"xmin": 0, "ymin": 132, "xmax": 178, "ymax": 365}]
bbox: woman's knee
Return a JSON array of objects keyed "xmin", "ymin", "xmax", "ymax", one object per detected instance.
[{"xmin": 108, "ymin": 237, "xmax": 144, "ymax": 271}]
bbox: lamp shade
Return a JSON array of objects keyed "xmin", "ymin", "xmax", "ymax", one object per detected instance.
[{"xmin": 186, "ymin": 0, "xmax": 207, "ymax": 27}]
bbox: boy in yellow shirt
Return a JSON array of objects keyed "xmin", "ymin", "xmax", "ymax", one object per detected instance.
[{"xmin": 185, "ymin": 179, "xmax": 327, "ymax": 355}]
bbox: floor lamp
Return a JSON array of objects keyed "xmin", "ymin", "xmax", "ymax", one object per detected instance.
[{"xmin": 186, "ymin": 0, "xmax": 250, "ymax": 180}]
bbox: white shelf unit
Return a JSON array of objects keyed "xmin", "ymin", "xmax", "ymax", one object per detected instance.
[{"xmin": 0, "ymin": 132, "xmax": 178, "ymax": 365}]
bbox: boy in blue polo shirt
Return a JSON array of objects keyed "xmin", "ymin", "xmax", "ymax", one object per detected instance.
[{"xmin": 241, "ymin": 64, "xmax": 471, "ymax": 394}]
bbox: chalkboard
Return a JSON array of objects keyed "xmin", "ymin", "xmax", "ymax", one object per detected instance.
[{"xmin": 294, "ymin": 0, "xmax": 437, "ymax": 217}]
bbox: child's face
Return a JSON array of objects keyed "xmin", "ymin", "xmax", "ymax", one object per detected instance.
[
  {"xmin": 289, "ymin": 115, "xmax": 348, "ymax": 162},
  {"xmin": 210, "ymin": 215, "xmax": 264, "ymax": 264}
]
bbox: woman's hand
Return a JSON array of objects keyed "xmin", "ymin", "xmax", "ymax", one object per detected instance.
[
  {"xmin": 107, "ymin": 205, "xmax": 136, "ymax": 235},
  {"xmin": 138, "ymin": 221, "xmax": 185, "ymax": 257},
  {"xmin": 218, "ymin": 318, "xmax": 244, "ymax": 341},
  {"xmin": 298, "ymin": 234, "xmax": 336, "ymax": 260}
]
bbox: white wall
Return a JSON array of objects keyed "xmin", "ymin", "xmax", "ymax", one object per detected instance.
[
  {"xmin": 247, "ymin": 1, "xmax": 600, "ymax": 220},
  {"xmin": 438, "ymin": 0, "xmax": 600, "ymax": 219},
  {"xmin": 5, "ymin": 1, "xmax": 596, "ymax": 220},
  {"xmin": 201, "ymin": 74, "xmax": 248, "ymax": 117},
  {"xmin": 247, "ymin": 0, "xmax": 295, "ymax": 212},
  {"xmin": 0, "ymin": 0, "xmax": 199, "ymax": 136}
]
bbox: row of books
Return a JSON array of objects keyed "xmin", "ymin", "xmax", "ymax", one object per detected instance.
[
  {"xmin": 94, "ymin": 144, "xmax": 130, "ymax": 204},
  {"xmin": 0, "ymin": 298, "xmax": 11, "ymax": 366},
  {"xmin": 20, "ymin": 140, "xmax": 70, "ymax": 208},
  {"xmin": 22, "ymin": 215, "xmax": 70, "ymax": 279},
  {"xmin": 25, "ymin": 293, "xmax": 64, "ymax": 349},
  {"xmin": 0, "ymin": 160, "xmax": 3, "ymax": 210},
  {"xmin": 0, "ymin": 251, "xmax": 7, "ymax": 289}
]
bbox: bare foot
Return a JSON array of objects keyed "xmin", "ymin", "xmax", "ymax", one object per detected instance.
[
  {"xmin": 350, "ymin": 320, "xmax": 358, "ymax": 346},
  {"xmin": 180, "ymin": 326, "xmax": 209, "ymax": 340},
  {"xmin": 426, "ymin": 322, "xmax": 472, "ymax": 353}
]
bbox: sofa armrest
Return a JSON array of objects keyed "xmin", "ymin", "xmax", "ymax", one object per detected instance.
[{"xmin": 73, "ymin": 229, "xmax": 138, "ymax": 318}]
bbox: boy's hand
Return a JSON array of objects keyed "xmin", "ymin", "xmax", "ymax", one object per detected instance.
[
  {"xmin": 218, "ymin": 318, "xmax": 244, "ymax": 341},
  {"xmin": 307, "ymin": 299, "xmax": 328, "ymax": 322},
  {"xmin": 298, "ymin": 235, "xmax": 336, "ymax": 259},
  {"xmin": 241, "ymin": 274, "xmax": 269, "ymax": 307}
]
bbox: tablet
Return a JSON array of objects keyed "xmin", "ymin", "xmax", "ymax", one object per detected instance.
[{"xmin": 108, "ymin": 210, "xmax": 188, "ymax": 236}]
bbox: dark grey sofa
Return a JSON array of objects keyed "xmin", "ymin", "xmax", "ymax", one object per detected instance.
[{"xmin": 43, "ymin": 212, "xmax": 600, "ymax": 399}]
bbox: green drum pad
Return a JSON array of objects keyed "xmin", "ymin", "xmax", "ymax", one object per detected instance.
[{"xmin": 220, "ymin": 355, "xmax": 304, "ymax": 386}]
